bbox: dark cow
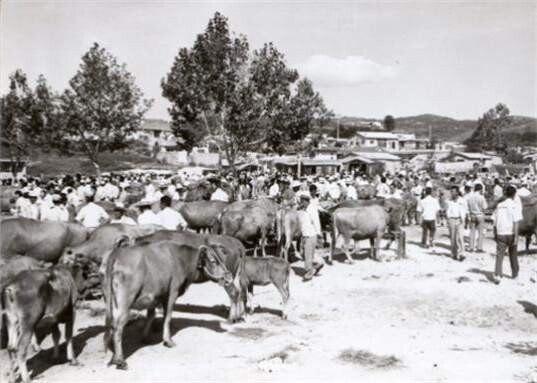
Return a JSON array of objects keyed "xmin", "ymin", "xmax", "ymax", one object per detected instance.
[
  {"xmin": 331, "ymin": 205, "xmax": 391, "ymax": 263},
  {"xmin": 241, "ymin": 257, "xmax": 290, "ymax": 319},
  {"xmin": 2, "ymin": 266, "xmax": 78, "ymax": 383},
  {"xmin": 184, "ymin": 180, "xmax": 214, "ymax": 202},
  {"xmin": 519, "ymin": 196, "xmax": 537, "ymax": 251},
  {"xmin": 219, "ymin": 206, "xmax": 275, "ymax": 257},
  {"xmin": 135, "ymin": 231, "xmax": 246, "ymax": 322},
  {"xmin": 102, "ymin": 241, "xmax": 232, "ymax": 370},
  {"xmin": 1, "ymin": 218, "xmax": 89, "ymax": 263},
  {"xmin": 173, "ymin": 200, "xmax": 228, "ymax": 232}
]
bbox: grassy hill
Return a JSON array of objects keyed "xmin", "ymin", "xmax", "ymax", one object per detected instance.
[{"xmin": 321, "ymin": 114, "xmax": 537, "ymax": 145}]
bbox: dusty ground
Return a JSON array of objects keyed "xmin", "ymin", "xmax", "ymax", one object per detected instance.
[{"xmin": 2, "ymin": 224, "xmax": 537, "ymax": 383}]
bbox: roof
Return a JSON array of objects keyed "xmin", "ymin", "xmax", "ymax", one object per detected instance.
[
  {"xmin": 139, "ymin": 119, "xmax": 172, "ymax": 132},
  {"xmin": 395, "ymin": 133, "xmax": 416, "ymax": 141},
  {"xmin": 350, "ymin": 151, "xmax": 401, "ymax": 161},
  {"xmin": 301, "ymin": 159, "xmax": 341, "ymax": 166},
  {"xmin": 355, "ymin": 131, "xmax": 398, "ymax": 140},
  {"xmin": 340, "ymin": 155, "xmax": 374, "ymax": 164},
  {"xmin": 453, "ymin": 152, "xmax": 491, "ymax": 160}
]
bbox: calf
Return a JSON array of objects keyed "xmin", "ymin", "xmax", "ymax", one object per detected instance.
[
  {"xmin": 1, "ymin": 266, "xmax": 78, "ymax": 383},
  {"xmin": 1, "ymin": 255, "xmax": 49, "ymax": 350},
  {"xmin": 103, "ymin": 241, "xmax": 233, "ymax": 370},
  {"xmin": 278, "ymin": 209, "xmax": 301, "ymax": 261},
  {"xmin": 240, "ymin": 257, "xmax": 290, "ymax": 319}
]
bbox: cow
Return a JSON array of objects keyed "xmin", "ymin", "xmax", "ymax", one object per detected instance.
[
  {"xmin": 519, "ymin": 196, "xmax": 537, "ymax": 252},
  {"xmin": 60, "ymin": 223, "xmax": 164, "ymax": 266},
  {"xmin": 278, "ymin": 209, "xmax": 301, "ymax": 261},
  {"xmin": 0, "ymin": 256, "xmax": 49, "ymax": 350},
  {"xmin": 331, "ymin": 205, "xmax": 392, "ymax": 263},
  {"xmin": 240, "ymin": 257, "xmax": 290, "ymax": 319},
  {"xmin": 1, "ymin": 218, "xmax": 90, "ymax": 263},
  {"xmin": 219, "ymin": 206, "xmax": 275, "ymax": 257},
  {"xmin": 1, "ymin": 266, "xmax": 78, "ymax": 383},
  {"xmin": 135, "ymin": 231, "xmax": 247, "ymax": 322},
  {"xmin": 173, "ymin": 200, "xmax": 228, "ymax": 232},
  {"xmin": 102, "ymin": 241, "xmax": 233, "ymax": 370}
]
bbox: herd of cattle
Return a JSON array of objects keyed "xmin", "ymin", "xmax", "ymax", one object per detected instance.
[{"xmin": 1, "ymin": 192, "xmax": 537, "ymax": 382}]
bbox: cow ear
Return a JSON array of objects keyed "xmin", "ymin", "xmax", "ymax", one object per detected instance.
[
  {"xmin": 197, "ymin": 245, "xmax": 216, "ymax": 268},
  {"xmin": 115, "ymin": 235, "xmax": 133, "ymax": 249}
]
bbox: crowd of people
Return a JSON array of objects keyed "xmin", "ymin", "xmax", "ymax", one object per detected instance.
[{"xmin": 3, "ymin": 167, "xmax": 537, "ymax": 284}]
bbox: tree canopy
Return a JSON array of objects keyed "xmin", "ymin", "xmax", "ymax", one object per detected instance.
[
  {"xmin": 465, "ymin": 103, "xmax": 512, "ymax": 152},
  {"xmin": 383, "ymin": 115, "xmax": 395, "ymax": 131},
  {"xmin": 162, "ymin": 12, "xmax": 330, "ymax": 169}
]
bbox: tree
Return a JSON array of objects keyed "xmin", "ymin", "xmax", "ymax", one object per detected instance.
[
  {"xmin": 383, "ymin": 115, "xmax": 395, "ymax": 131},
  {"xmin": 61, "ymin": 43, "xmax": 152, "ymax": 175},
  {"xmin": 162, "ymin": 12, "xmax": 330, "ymax": 172},
  {"xmin": 465, "ymin": 103, "xmax": 512, "ymax": 152},
  {"xmin": 0, "ymin": 70, "xmax": 34, "ymax": 178}
]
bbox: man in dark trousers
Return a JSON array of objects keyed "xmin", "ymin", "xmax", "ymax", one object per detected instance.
[{"xmin": 492, "ymin": 185, "xmax": 523, "ymax": 284}]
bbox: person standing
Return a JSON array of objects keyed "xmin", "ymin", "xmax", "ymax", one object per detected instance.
[
  {"xmin": 210, "ymin": 181, "xmax": 229, "ymax": 202},
  {"xmin": 466, "ymin": 183, "xmax": 488, "ymax": 253},
  {"xmin": 445, "ymin": 186, "xmax": 467, "ymax": 261},
  {"xmin": 75, "ymin": 194, "xmax": 109, "ymax": 229},
  {"xmin": 492, "ymin": 185, "xmax": 523, "ymax": 284},
  {"xmin": 417, "ymin": 187, "xmax": 441, "ymax": 248},
  {"xmin": 297, "ymin": 195, "xmax": 324, "ymax": 281},
  {"xmin": 493, "ymin": 178, "xmax": 503, "ymax": 201},
  {"xmin": 376, "ymin": 177, "xmax": 391, "ymax": 199}
]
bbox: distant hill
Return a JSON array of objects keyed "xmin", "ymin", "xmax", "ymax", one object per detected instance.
[{"xmin": 321, "ymin": 114, "xmax": 537, "ymax": 145}]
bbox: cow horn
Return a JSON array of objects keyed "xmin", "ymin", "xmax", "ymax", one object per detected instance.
[{"xmin": 114, "ymin": 235, "xmax": 133, "ymax": 249}]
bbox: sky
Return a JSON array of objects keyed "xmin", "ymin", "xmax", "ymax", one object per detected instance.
[{"xmin": 1, "ymin": 1, "xmax": 535, "ymax": 120}]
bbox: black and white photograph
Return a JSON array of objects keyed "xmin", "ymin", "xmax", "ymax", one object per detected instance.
[{"xmin": 0, "ymin": 1, "xmax": 536, "ymax": 382}]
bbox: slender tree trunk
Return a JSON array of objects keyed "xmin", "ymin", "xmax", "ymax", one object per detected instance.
[{"xmin": 92, "ymin": 161, "xmax": 101, "ymax": 178}]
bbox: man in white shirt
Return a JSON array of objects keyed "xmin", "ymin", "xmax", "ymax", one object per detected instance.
[
  {"xmin": 297, "ymin": 195, "xmax": 324, "ymax": 281},
  {"xmin": 466, "ymin": 184, "xmax": 488, "ymax": 252},
  {"xmin": 492, "ymin": 185, "xmax": 523, "ymax": 284},
  {"xmin": 110, "ymin": 205, "xmax": 137, "ymax": 225},
  {"xmin": 417, "ymin": 187, "xmax": 441, "ymax": 248},
  {"xmin": 76, "ymin": 195, "xmax": 109, "ymax": 228},
  {"xmin": 345, "ymin": 180, "xmax": 358, "ymax": 200},
  {"xmin": 156, "ymin": 196, "xmax": 187, "ymax": 230},
  {"xmin": 493, "ymin": 179, "xmax": 503, "ymax": 201},
  {"xmin": 268, "ymin": 180, "xmax": 280, "ymax": 199},
  {"xmin": 137, "ymin": 200, "xmax": 162, "ymax": 226},
  {"xmin": 211, "ymin": 182, "xmax": 229, "ymax": 202},
  {"xmin": 41, "ymin": 194, "xmax": 69, "ymax": 222},
  {"xmin": 14, "ymin": 191, "xmax": 31, "ymax": 218},
  {"xmin": 445, "ymin": 186, "xmax": 467, "ymax": 261},
  {"xmin": 376, "ymin": 177, "xmax": 391, "ymax": 199}
]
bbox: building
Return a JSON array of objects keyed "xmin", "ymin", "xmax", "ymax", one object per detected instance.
[
  {"xmin": 434, "ymin": 151, "xmax": 503, "ymax": 174},
  {"xmin": 341, "ymin": 150, "xmax": 402, "ymax": 175},
  {"xmin": 131, "ymin": 119, "xmax": 178, "ymax": 150},
  {"xmin": 353, "ymin": 132, "xmax": 400, "ymax": 152},
  {"xmin": 0, "ymin": 138, "xmax": 27, "ymax": 180}
]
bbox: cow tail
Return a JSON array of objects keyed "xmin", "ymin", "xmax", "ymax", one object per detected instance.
[{"xmin": 103, "ymin": 248, "xmax": 119, "ymax": 353}]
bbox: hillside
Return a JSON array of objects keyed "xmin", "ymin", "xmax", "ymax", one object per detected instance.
[{"xmin": 321, "ymin": 114, "xmax": 537, "ymax": 145}]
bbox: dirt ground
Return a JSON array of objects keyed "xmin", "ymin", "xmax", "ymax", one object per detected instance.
[{"xmin": 2, "ymin": 224, "xmax": 537, "ymax": 383}]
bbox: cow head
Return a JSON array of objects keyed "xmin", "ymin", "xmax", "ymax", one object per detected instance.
[{"xmin": 197, "ymin": 245, "xmax": 233, "ymax": 286}]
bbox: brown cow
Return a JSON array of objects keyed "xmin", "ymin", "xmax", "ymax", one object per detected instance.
[
  {"xmin": 103, "ymin": 241, "xmax": 232, "ymax": 370},
  {"xmin": 173, "ymin": 200, "xmax": 228, "ymax": 232}
]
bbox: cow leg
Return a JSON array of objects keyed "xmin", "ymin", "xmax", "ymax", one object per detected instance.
[
  {"xmin": 526, "ymin": 236, "xmax": 531, "ymax": 253},
  {"xmin": 142, "ymin": 308, "xmax": 156, "ymax": 343},
  {"xmin": 261, "ymin": 233, "xmax": 267, "ymax": 258},
  {"xmin": 343, "ymin": 237, "xmax": 354, "ymax": 264},
  {"xmin": 162, "ymin": 289, "xmax": 179, "ymax": 348},
  {"xmin": 51, "ymin": 324, "xmax": 61, "ymax": 359},
  {"xmin": 65, "ymin": 310, "xmax": 78, "ymax": 366},
  {"xmin": 109, "ymin": 311, "xmax": 128, "ymax": 370},
  {"xmin": 247, "ymin": 284, "xmax": 254, "ymax": 314},
  {"xmin": 31, "ymin": 333, "xmax": 41, "ymax": 353},
  {"xmin": 15, "ymin": 330, "xmax": 32, "ymax": 383},
  {"xmin": 276, "ymin": 279, "xmax": 290, "ymax": 320},
  {"xmin": 292, "ymin": 241, "xmax": 301, "ymax": 260}
]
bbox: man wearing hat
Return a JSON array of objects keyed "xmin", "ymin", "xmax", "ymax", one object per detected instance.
[
  {"xmin": 110, "ymin": 203, "xmax": 137, "ymax": 225},
  {"xmin": 41, "ymin": 194, "xmax": 69, "ymax": 222},
  {"xmin": 297, "ymin": 194, "xmax": 324, "ymax": 281},
  {"xmin": 136, "ymin": 198, "xmax": 162, "ymax": 226},
  {"xmin": 26, "ymin": 190, "xmax": 40, "ymax": 220}
]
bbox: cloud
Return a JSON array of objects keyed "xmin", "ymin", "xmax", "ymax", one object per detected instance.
[{"xmin": 296, "ymin": 55, "xmax": 398, "ymax": 87}]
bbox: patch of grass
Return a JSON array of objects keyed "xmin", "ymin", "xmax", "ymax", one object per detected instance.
[
  {"xmin": 338, "ymin": 349, "xmax": 401, "ymax": 369},
  {"xmin": 230, "ymin": 327, "xmax": 268, "ymax": 340}
]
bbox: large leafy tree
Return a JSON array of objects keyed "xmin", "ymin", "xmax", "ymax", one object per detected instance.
[
  {"xmin": 0, "ymin": 70, "xmax": 34, "ymax": 177},
  {"xmin": 383, "ymin": 115, "xmax": 395, "ymax": 131},
  {"xmin": 466, "ymin": 103, "xmax": 512, "ymax": 152},
  {"xmin": 162, "ymin": 12, "xmax": 330, "ymax": 171},
  {"xmin": 61, "ymin": 43, "xmax": 152, "ymax": 175}
]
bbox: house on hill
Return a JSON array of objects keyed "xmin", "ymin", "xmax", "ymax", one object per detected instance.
[
  {"xmin": 0, "ymin": 138, "xmax": 27, "ymax": 180},
  {"xmin": 131, "ymin": 119, "xmax": 178, "ymax": 150}
]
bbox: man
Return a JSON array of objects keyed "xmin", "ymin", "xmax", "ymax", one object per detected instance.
[
  {"xmin": 268, "ymin": 179, "xmax": 280, "ymax": 199},
  {"xmin": 297, "ymin": 195, "xmax": 324, "ymax": 281},
  {"xmin": 345, "ymin": 179, "xmax": 358, "ymax": 200},
  {"xmin": 466, "ymin": 183, "xmax": 488, "ymax": 253},
  {"xmin": 110, "ymin": 205, "xmax": 137, "ymax": 225},
  {"xmin": 417, "ymin": 187, "xmax": 440, "ymax": 248},
  {"xmin": 75, "ymin": 193, "xmax": 109, "ymax": 229},
  {"xmin": 41, "ymin": 194, "xmax": 69, "ymax": 222},
  {"xmin": 445, "ymin": 186, "xmax": 467, "ymax": 261},
  {"xmin": 157, "ymin": 195, "xmax": 187, "ymax": 230},
  {"xmin": 493, "ymin": 179, "xmax": 503, "ymax": 201},
  {"xmin": 492, "ymin": 185, "xmax": 523, "ymax": 284},
  {"xmin": 376, "ymin": 177, "xmax": 391, "ymax": 199},
  {"xmin": 26, "ymin": 190, "xmax": 41, "ymax": 220},
  {"xmin": 14, "ymin": 190, "xmax": 31, "ymax": 218},
  {"xmin": 210, "ymin": 181, "xmax": 229, "ymax": 202},
  {"xmin": 137, "ymin": 200, "xmax": 162, "ymax": 225}
]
